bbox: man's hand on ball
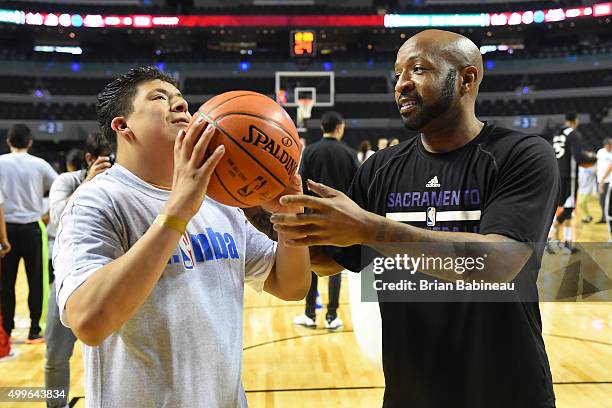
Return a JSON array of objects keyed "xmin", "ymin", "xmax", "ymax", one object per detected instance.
[
  {"xmin": 163, "ymin": 116, "xmax": 225, "ymax": 221},
  {"xmin": 270, "ymin": 180, "xmax": 373, "ymax": 247}
]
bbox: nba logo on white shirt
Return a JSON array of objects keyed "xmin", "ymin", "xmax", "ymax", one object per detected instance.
[
  {"xmin": 179, "ymin": 231, "xmax": 195, "ymax": 270},
  {"xmin": 426, "ymin": 207, "xmax": 436, "ymax": 226}
]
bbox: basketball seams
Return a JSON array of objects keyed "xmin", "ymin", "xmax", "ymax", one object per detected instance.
[
  {"xmin": 213, "ymin": 111, "xmax": 300, "ymax": 146},
  {"xmin": 199, "ymin": 111, "xmax": 288, "ymax": 188},
  {"xmin": 200, "ymin": 91, "xmax": 260, "ymax": 117},
  {"xmin": 201, "ymin": 92, "xmax": 300, "ymax": 145}
]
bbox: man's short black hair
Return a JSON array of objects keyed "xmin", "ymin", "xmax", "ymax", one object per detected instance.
[
  {"xmin": 96, "ymin": 66, "xmax": 177, "ymax": 142},
  {"xmin": 321, "ymin": 111, "xmax": 344, "ymax": 133},
  {"xmin": 7, "ymin": 124, "xmax": 32, "ymax": 148},
  {"xmin": 565, "ymin": 112, "xmax": 578, "ymax": 122},
  {"xmin": 66, "ymin": 149, "xmax": 84, "ymax": 170},
  {"xmin": 84, "ymin": 132, "xmax": 113, "ymax": 158}
]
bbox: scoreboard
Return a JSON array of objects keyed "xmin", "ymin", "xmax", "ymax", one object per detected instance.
[{"xmin": 291, "ymin": 30, "xmax": 316, "ymax": 57}]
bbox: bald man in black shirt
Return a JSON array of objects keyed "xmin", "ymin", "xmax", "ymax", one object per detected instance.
[{"xmin": 272, "ymin": 30, "xmax": 559, "ymax": 408}]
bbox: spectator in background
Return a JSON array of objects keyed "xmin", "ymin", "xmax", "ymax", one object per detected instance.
[
  {"xmin": 357, "ymin": 140, "xmax": 375, "ymax": 164},
  {"xmin": 44, "ymin": 148, "xmax": 85, "ymax": 285},
  {"xmin": 293, "ymin": 111, "xmax": 358, "ymax": 330},
  {"xmin": 389, "ymin": 137, "xmax": 400, "ymax": 146},
  {"xmin": 577, "ymin": 162, "xmax": 599, "ymax": 223},
  {"xmin": 548, "ymin": 112, "xmax": 596, "ymax": 253},
  {"xmin": 65, "ymin": 148, "xmax": 84, "ymax": 172},
  {"xmin": 0, "ymin": 124, "xmax": 57, "ymax": 343},
  {"xmin": 596, "ymin": 138, "xmax": 612, "ymax": 223},
  {"xmin": 377, "ymin": 137, "xmax": 389, "ymax": 150},
  {"xmin": 45, "ymin": 133, "xmax": 113, "ymax": 408},
  {"xmin": 599, "ymin": 161, "xmax": 612, "ymax": 241}
]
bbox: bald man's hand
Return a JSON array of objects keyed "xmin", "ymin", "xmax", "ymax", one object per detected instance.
[{"xmin": 270, "ymin": 180, "xmax": 373, "ymax": 247}]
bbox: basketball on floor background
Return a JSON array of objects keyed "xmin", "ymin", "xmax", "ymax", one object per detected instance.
[{"xmin": 194, "ymin": 90, "xmax": 302, "ymax": 207}]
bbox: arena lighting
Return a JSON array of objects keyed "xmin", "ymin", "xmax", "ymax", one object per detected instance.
[
  {"xmin": 33, "ymin": 45, "xmax": 83, "ymax": 55},
  {"xmin": 384, "ymin": 13, "xmax": 489, "ymax": 27},
  {"xmin": 545, "ymin": 9, "xmax": 566, "ymax": 22},
  {"xmin": 0, "ymin": 2, "xmax": 610, "ymax": 28},
  {"xmin": 104, "ymin": 16, "xmax": 121, "ymax": 26},
  {"xmin": 44, "ymin": 13, "xmax": 59, "ymax": 26},
  {"xmin": 59, "ymin": 13, "xmax": 71, "ymax": 27},
  {"xmin": 133, "ymin": 15, "xmax": 152, "ymax": 27},
  {"xmin": 594, "ymin": 3, "xmax": 612, "ymax": 16},
  {"xmin": 521, "ymin": 11, "xmax": 534, "ymax": 24},
  {"xmin": 0, "ymin": 9, "xmax": 23, "ymax": 24}
]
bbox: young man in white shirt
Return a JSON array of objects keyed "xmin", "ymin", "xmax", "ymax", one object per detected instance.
[{"xmin": 53, "ymin": 67, "xmax": 310, "ymax": 407}]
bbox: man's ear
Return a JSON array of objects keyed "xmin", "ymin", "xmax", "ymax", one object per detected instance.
[
  {"xmin": 27, "ymin": 139, "xmax": 33, "ymax": 149},
  {"xmin": 111, "ymin": 117, "xmax": 134, "ymax": 142},
  {"xmin": 460, "ymin": 66, "xmax": 479, "ymax": 95},
  {"xmin": 84, "ymin": 152, "xmax": 93, "ymax": 166}
]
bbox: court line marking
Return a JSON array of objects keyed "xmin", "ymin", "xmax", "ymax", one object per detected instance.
[
  {"xmin": 544, "ymin": 332, "xmax": 612, "ymax": 346},
  {"xmin": 553, "ymin": 381, "xmax": 612, "ymax": 385},
  {"xmin": 70, "ymin": 382, "xmax": 612, "ymax": 405},
  {"xmin": 243, "ymin": 330, "xmax": 353, "ymax": 351},
  {"xmin": 245, "ymin": 386, "xmax": 385, "ymax": 393},
  {"xmin": 244, "ymin": 302, "xmax": 350, "ymax": 310}
]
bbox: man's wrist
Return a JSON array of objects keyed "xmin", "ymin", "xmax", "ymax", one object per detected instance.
[
  {"xmin": 153, "ymin": 214, "xmax": 188, "ymax": 235},
  {"xmin": 359, "ymin": 211, "xmax": 382, "ymax": 244}
]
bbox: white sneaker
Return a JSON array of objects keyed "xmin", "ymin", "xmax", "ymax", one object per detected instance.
[
  {"xmin": 325, "ymin": 317, "xmax": 343, "ymax": 330},
  {"xmin": 293, "ymin": 314, "xmax": 316, "ymax": 328}
]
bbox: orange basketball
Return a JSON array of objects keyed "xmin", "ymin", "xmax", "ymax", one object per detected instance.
[{"xmin": 193, "ymin": 90, "xmax": 301, "ymax": 208}]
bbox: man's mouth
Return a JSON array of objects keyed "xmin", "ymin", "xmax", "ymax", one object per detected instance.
[
  {"xmin": 399, "ymin": 99, "xmax": 418, "ymax": 114},
  {"xmin": 172, "ymin": 117, "xmax": 190, "ymax": 125}
]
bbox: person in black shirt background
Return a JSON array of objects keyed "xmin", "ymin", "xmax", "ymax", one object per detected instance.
[
  {"xmin": 272, "ymin": 29, "xmax": 559, "ymax": 408},
  {"xmin": 548, "ymin": 112, "xmax": 596, "ymax": 253},
  {"xmin": 293, "ymin": 111, "xmax": 358, "ymax": 330}
]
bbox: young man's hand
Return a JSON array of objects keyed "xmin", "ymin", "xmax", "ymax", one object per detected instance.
[{"xmin": 163, "ymin": 116, "xmax": 225, "ymax": 221}]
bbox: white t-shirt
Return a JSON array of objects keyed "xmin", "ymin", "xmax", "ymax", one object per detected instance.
[
  {"xmin": 597, "ymin": 148, "xmax": 612, "ymax": 183},
  {"xmin": 53, "ymin": 164, "xmax": 276, "ymax": 408},
  {"xmin": 0, "ymin": 152, "xmax": 58, "ymax": 223}
]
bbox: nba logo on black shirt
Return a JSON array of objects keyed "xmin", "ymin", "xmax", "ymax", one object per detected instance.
[{"xmin": 426, "ymin": 207, "xmax": 436, "ymax": 226}]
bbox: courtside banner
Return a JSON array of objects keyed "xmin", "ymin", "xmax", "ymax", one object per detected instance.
[{"xmin": 358, "ymin": 242, "xmax": 611, "ymax": 302}]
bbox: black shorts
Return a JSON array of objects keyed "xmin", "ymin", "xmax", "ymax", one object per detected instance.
[
  {"xmin": 556, "ymin": 207, "xmax": 574, "ymax": 223},
  {"xmin": 558, "ymin": 177, "xmax": 577, "ymax": 208}
]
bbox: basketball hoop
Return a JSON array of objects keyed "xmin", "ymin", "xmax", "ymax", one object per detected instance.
[
  {"xmin": 297, "ymin": 98, "xmax": 313, "ymax": 120},
  {"xmin": 296, "ymin": 98, "xmax": 314, "ymax": 131}
]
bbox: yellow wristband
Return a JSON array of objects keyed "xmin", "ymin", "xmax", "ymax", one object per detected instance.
[{"xmin": 154, "ymin": 214, "xmax": 188, "ymax": 235}]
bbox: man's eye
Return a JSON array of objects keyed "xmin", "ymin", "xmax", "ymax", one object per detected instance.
[
  {"xmin": 413, "ymin": 67, "xmax": 424, "ymax": 73},
  {"xmin": 154, "ymin": 95, "xmax": 166, "ymax": 100},
  {"xmin": 394, "ymin": 73, "xmax": 401, "ymax": 80}
]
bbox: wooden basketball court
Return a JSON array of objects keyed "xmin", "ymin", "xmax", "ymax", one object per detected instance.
[{"xmin": 1, "ymin": 203, "xmax": 610, "ymax": 407}]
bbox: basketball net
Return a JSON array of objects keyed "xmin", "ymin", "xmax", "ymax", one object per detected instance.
[{"xmin": 296, "ymin": 98, "xmax": 314, "ymax": 129}]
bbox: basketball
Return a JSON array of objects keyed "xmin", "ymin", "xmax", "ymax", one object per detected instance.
[{"xmin": 193, "ymin": 90, "xmax": 302, "ymax": 208}]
